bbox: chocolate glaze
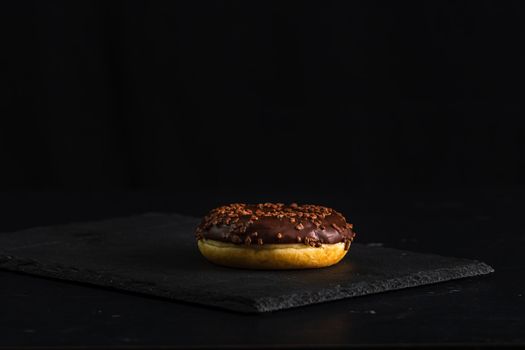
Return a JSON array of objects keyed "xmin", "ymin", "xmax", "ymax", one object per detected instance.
[{"xmin": 195, "ymin": 203, "xmax": 356, "ymax": 248}]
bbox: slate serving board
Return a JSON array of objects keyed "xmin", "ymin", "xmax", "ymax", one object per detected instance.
[{"xmin": 0, "ymin": 213, "xmax": 493, "ymax": 313}]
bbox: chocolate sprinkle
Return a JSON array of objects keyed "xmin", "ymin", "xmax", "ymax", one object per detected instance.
[{"xmin": 196, "ymin": 203, "xmax": 355, "ymax": 247}]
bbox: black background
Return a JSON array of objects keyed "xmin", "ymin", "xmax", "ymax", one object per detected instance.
[
  {"xmin": 2, "ymin": 0, "xmax": 524, "ymax": 194},
  {"xmin": 1, "ymin": 2, "xmax": 525, "ymax": 347}
]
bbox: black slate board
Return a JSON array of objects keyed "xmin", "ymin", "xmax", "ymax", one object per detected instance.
[{"xmin": 0, "ymin": 213, "xmax": 493, "ymax": 313}]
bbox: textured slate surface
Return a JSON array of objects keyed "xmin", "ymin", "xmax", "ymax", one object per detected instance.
[{"xmin": 0, "ymin": 213, "xmax": 493, "ymax": 313}]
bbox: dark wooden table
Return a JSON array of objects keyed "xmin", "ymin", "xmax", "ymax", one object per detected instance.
[{"xmin": 1, "ymin": 188, "xmax": 523, "ymax": 348}]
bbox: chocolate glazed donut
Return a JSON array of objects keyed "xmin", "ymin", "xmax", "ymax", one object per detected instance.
[{"xmin": 195, "ymin": 203, "xmax": 356, "ymax": 269}]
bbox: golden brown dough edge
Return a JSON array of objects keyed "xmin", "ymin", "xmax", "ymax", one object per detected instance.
[{"xmin": 197, "ymin": 238, "xmax": 351, "ymax": 270}]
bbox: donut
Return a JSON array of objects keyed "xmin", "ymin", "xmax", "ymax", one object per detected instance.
[{"xmin": 195, "ymin": 203, "xmax": 356, "ymax": 269}]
